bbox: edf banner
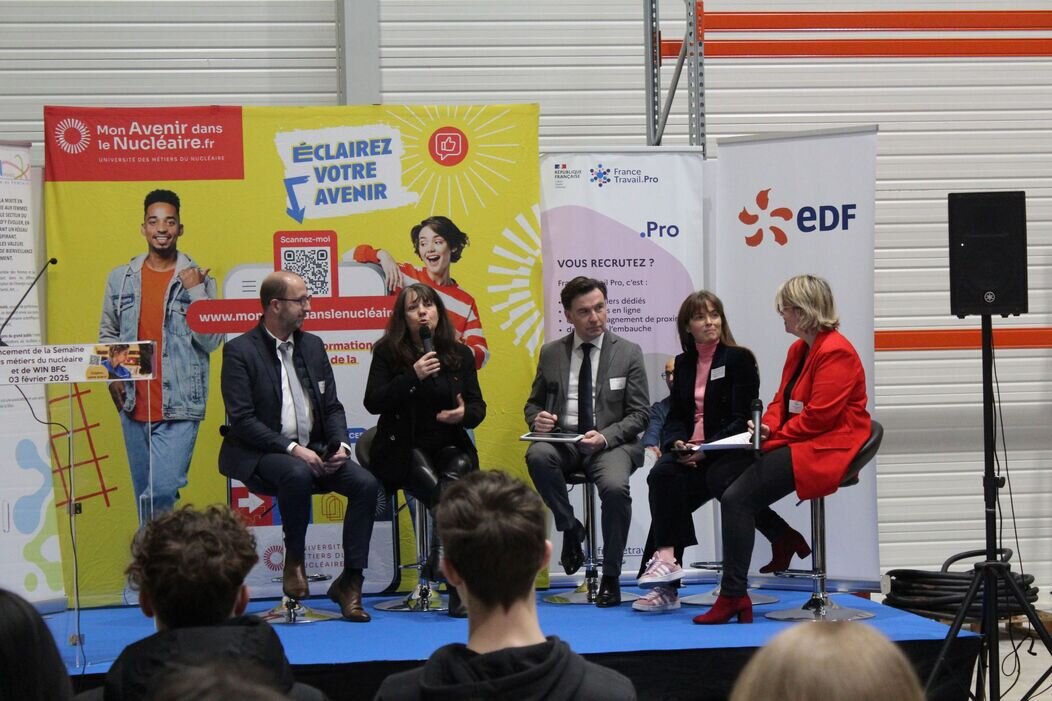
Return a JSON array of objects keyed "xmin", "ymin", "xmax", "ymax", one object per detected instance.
[
  {"xmin": 714, "ymin": 126, "xmax": 879, "ymax": 582},
  {"xmin": 44, "ymin": 105, "xmax": 540, "ymax": 604}
]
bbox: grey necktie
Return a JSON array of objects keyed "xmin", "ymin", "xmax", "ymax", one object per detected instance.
[{"xmin": 278, "ymin": 341, "xmax": 309, "ymax": 445}]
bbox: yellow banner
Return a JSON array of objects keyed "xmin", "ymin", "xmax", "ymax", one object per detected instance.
[{"xmin": 44, "ymin": 104, "xmax": 541, "ymax": 604}]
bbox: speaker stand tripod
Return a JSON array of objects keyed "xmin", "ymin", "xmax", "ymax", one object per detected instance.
[{"xmin": 925, "ymin": 315, "xmax": 1052, "ymax": 700}]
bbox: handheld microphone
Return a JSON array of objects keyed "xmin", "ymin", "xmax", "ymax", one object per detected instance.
[
  {"xmin": 545, "ymin": 381, "xmax": 560, "ymax": 416},
  {"xmin": 0, "ymin": 257, "xmax": 57, "ymax": 346},
  {"xmin": 419, "ymin": 325, "xmax": 440, "ymax": 380},
  {"xmin": 321, "ymin": 438, "xmax": 342, "ymax": 461},
  {"xmin": 751, "ymin": 399, "xmax": 763, "ymax": 452}
]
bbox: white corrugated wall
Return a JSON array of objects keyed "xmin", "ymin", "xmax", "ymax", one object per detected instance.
[{"xmin": 3, "ymin": 0, "xmax": 1051, "ymax": 588}]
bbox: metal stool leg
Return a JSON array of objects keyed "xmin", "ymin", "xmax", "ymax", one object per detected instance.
[
  {"xmin": 259, "ymin": 572, "xmax": 340, "ymax": 624},
  {"xmin": 546, "ymin": 480, "xmax": 637, "ymax": 605},
  {"xmin": 377, "ymin": 496, "xmax": 448, "ymax": 612},
  {"xmin": 765, "ymin": 497, "xmax": 872, "ymax": 622}
]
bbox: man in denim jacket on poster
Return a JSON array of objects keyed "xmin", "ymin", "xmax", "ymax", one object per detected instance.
[{"xmin": 99, "ymin": 189, "xmax": 222, "ymax": 523}]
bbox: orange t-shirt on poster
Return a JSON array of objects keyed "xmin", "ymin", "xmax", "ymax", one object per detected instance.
[{"xmin": 131, "ymin": 266, "xmax": 174, "ymax": 423}]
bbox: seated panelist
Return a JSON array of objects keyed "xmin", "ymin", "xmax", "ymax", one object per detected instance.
[
  {"xmin": 524, "ymin": 276, "xmax": 650, "ymax": 608},
  {"xmin": 634, "ymin": 290, "xmax": 808, "ymax": 613},
  {"xmin": 218, "ymin": 271, "xmax": 380, "ymax": 623},
  {"xmin": 363, "ymin": 283, "xmax": 485, "ymax": 617},
  {"xmin": 694, "ymin": 274, "xmax": 871, "ymax": 625}
]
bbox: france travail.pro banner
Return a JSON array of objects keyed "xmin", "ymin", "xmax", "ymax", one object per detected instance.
[{"xmin": 540, "ymin": 149, "xmax": 706, "ymax": 580}]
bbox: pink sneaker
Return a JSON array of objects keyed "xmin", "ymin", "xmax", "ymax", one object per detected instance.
[
  {"xmin": 637, "ymin": 556, "xmax": 685, "ymax": 588},
  {"xmin": 632, "ymin": 584, "xmax": 680, "ymax": 613}
]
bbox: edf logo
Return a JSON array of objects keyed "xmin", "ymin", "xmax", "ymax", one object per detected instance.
[{"xmin": 739, "ymin": 188, "xmax": 856, "ymax": 247}]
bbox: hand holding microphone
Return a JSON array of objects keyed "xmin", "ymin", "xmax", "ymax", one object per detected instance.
[
  {"xmin": 534, "ymin": 381, "xmax": 560, "ymax": 433},
  {"xmin": 750, "ymin": 398, "xmax": 764, "ymax": 452},
  {"xmin": 413, "ymin": 326, "xmax": 441, "ymax": 380}
]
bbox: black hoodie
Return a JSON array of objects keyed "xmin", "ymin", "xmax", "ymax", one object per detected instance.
[
  {"xmin": 374, "ymin": 636, "xmax": 636, "ymax": 701},
  {"xmin": 103, "ymin": 615, "xmax": 299, "ymax": 701}
]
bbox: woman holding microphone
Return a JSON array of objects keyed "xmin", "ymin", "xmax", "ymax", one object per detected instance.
[
  {"xmin": 634, "ymin": 290, "xmax": 808, "ymax": 613},
  {"xmin": 364, "ymin": 283, "xmax": 486, "ymax": 617},
  {"xmin": 693, "ymin": 274, "xmax": 871, "ymax": 625}
]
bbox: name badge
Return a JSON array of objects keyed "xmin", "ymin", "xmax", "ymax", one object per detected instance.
[
  {"xmin": 788, "ymin": 399, "xmax": 804, "ymax": 414},
  {"xmin": 710, "ymin": 365, "xmax": 726, "ymax": 380},
  {"xmin": 609, "ymin": 376, "xmax": 626, "ymax": 390},
  {"xmin": 318, "ymin": 380, "xmax": 326, "ymax": 394}
]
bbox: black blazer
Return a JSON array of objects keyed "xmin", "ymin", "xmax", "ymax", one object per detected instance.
[
  {"xmin": 218, "ymin": 322, "xmax": 348, "ymax": 482},
  {"xmin": 363, "ymin": 341, "xmax": 485, "ymax": 491},
  {"xmin": 661, "ymin": 343, "xmax": 760, "ymax": 450}
]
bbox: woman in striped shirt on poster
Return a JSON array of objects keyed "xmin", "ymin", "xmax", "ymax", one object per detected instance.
[{"xmin": 350, "ymin": 215, "xmax": 489, "ymax": 370}]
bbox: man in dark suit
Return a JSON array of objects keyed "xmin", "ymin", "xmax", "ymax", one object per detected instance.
[
  {"xmin": 524, "ymin": 276, "xmax": 650, "ymax": 607},
  {"xmin": 219, "ymin": 271, "xmax": 379, "ymax": 622}
]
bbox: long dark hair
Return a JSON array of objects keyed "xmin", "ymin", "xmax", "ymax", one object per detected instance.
[
  {"xmin": 0, "ymin": 589, "xmax": 73, "ymax": 701},
  {"xmin": 676, "ymin": 290, "xmax": 738, "ymax": 352},
  {"xmin": 375, "ymin": 284, "xmax": 462, "ymax": 370}
]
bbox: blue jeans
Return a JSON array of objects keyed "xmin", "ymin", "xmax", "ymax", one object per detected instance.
[{"xmin": 119, "ymin": 413, "xmax": 199, "ymax": 522}]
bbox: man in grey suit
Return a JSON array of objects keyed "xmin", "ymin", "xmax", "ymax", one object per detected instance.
[{"xmin": 524, "ymin": 276, "xmax": 650, "ymax": 607}]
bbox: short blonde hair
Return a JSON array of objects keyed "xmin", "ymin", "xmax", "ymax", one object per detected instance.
[
  {"xmin": 730, "ymin": 622, "xmax": 924, "ymax": 701},
  {"xmin": 776, "ymin": 274, "xmax": 839, "ymax": 333}
]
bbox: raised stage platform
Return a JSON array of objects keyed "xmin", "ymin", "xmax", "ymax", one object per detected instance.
[{"xmin": 57, "ymin": 585, "xmax": 978, "ymax": 700}]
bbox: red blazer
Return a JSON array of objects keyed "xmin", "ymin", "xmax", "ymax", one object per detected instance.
[{"xmin": 762, "ymin": 329, "xmax": 870, "ymax": 500}]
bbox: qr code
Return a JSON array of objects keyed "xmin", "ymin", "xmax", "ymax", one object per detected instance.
[{"xmin": 282, "ymin": 247, "xmax": 331, "ymax": 296}]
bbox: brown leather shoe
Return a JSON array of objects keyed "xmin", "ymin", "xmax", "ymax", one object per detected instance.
[
  {"xmin": 282, "ymin": 554, "xmax": 309, "ymax": 600},
  {"xmin": 328, "ymin": 571, "xmax": 371, "ymax": 622}
]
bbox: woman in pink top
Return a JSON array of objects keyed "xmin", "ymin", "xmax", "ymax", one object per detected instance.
[{"xmin": 633, "ymin": 290, "xmax": 808, "ymax": 613}]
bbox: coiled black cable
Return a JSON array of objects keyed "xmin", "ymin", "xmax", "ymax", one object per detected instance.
[{"xmin": 884, "ymin": 549, "xmax": 1037, "ymax": 621}]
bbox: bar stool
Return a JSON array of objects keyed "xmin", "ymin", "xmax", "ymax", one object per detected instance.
[
  {"xmin": 545, "ymin": 470, "xmax": 638, "ymax": 605},
  {"xmin": 219, "ymin": 424, "xmax": 339, "ymax": 624},
  {"xmin": 359, "ymin": 427, "xmax": 447, "ymax": 613},
  {"xmin": 765, "ymin": 420, "xmax": 883, "ymax": 622}
]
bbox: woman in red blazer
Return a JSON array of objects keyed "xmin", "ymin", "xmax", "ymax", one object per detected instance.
[{"xmin": 694, "ymin": 275, "xmax": 871, "ymax": 625}]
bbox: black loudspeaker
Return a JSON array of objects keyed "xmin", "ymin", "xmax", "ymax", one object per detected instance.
[{"xmin": 948, "ymin": 191, "xmax": 1028, "ymax": 318}]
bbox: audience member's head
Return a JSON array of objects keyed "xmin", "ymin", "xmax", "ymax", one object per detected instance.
[
  {"xmin": 126, "ymin": 505, "xmax": 258, "ymax": 629},
  {"xmin": 150, "ymin": 661, "xmax": 290, "ymax": 701},
  {"xmin": 0, "ymin": 588, "xmax": 73, "ymax": 701},
  {"xmin": 436, "ymin": 470, "xmax": 550, "ymax": 612},
  {"xmin": 730, "ymin": 621, "xmax": 924, "ymax": 701}
]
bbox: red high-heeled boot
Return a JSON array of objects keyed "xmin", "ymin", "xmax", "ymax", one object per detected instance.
[
  {"xmin": 692, "ymin": 594, "xmax": 753, "ymax": 624},
  {"xmin": 759, "ymin": 527, "xmax": 811, "ymax": 574}
]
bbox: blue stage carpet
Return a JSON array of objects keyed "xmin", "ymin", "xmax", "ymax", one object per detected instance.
[{"xmin": 56, "ymin": 586, "xmax": 978, "ymax": 700}]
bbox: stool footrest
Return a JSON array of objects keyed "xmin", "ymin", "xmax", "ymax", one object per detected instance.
[
  {"xmin": 773, "ymin": 568, "xmax": 821, "ymax": 579},
  {"xmin": 689, "ymin": 561, "xmax": 724, "ymax": 572}
]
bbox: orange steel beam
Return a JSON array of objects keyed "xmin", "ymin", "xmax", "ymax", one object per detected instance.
[
  {"xmin": 875, "ymin": 328, "xmax": 1052, "ymax": 352},
  {"xmin": 661, "ymin": 10, "xmax": 1052, "ymax": 59}
]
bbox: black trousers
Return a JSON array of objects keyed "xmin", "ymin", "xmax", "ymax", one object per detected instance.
[
  {"xmin": 245, "ymin": 454, "xmax": 380, "ymax": 569},
  {"xmin": 526, "ymin": 441, "xmax": 635, "ymax": 576},
  {"xmin": 402, "ymin": 445, "xmax": 476, "ymax": 509},
  {"xmin": 710, "ymin": 446, "xmax": 796, "ymax": 597},
  {"xmin": 640, "ymin": 451, "xmax": 789, "ymax": 576}
]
